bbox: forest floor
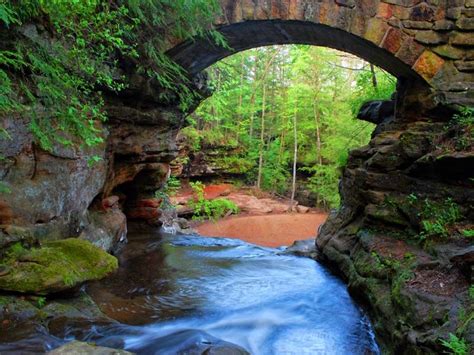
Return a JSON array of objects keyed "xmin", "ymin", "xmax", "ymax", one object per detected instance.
[{"xmin": 171, "ymin": 183, "xmax": 328, "ymax": 247}]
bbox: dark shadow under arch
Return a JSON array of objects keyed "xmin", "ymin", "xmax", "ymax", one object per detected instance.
[{"xmin": 167, "ymin": 20, "xmax": 427, "ymax": 85}]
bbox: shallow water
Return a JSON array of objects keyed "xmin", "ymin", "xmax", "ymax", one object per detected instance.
[{"xmin": 1, "ymin": 230, "xmax": 380, "ymax": 354}]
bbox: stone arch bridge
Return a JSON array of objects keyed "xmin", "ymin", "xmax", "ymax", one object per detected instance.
[{"xmin": 166, "ymin": 0, "xmax": 473, "ymax": 107}]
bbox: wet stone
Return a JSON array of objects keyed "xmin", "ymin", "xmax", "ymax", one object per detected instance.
[
  {"xmin": 433, "ymin": 20, "xmax": 455, "ymax": 31},
  {"xmin": 48, "ymin": 341, "xmax": 133, "ymax": 355},
  {"xmin": 456, "ymin": 17, "xmax": 474, "ymax": 30},
  {"xmin": 0, "ymin": 264, "xmax": 11, "ymax": 276},
  {"xmin": 455, "ymin": 60, "xmax": 474, "ymax": 72},
  {"xmin": 415, "ymin": 30, "xmax": 448, "ymax": 44},
  {"xmin": 402, "ymin": 20, "xmax": 433, "ymax": 29},
  {"xmin": 451, "ymin": 32, "xmax": 474, "ymax": 46},
  {"xmin": 432, "ymin": 44, "xmax": 465, "ymax": 59},
  {"xmin": 409, "ymin": 4, "xmax": 435, "ymax": 22},
  {"xmin": 335, "ymin": 0, "xmax": 355, "ymax": 8}
]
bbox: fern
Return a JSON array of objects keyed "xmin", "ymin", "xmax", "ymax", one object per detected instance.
[{"xmin": 0, "ymin": 3, "xmax": 20, "ymax": 27}]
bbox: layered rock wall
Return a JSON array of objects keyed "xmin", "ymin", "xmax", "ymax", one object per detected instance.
[{"xmin": 317, "ymin": 102, "xmax": 473, "ymax": 353}]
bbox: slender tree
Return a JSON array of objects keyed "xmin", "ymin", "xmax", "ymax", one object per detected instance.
[{"xmin": 290, "ymin": 104, "xmax": 298, "ymax": 204}]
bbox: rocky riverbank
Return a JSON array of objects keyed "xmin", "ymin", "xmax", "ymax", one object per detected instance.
[{"xmin": 170, "ymin": 183, "xmax": 315, "ymax": 217}]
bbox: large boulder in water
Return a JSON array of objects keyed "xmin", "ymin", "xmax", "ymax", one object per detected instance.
[
  {"xmin": 0, "ymin": 238, "xmax": 118, "ymax": 295},
  {"xmin": 283, "ymin": 238, "xmax": 320, "ymax": 259},
  {"xmin": 48, "ymin": 341, "xmax": 133, "ymax": 355},
  {"xmin": 135, "ymin": 329, "xmax": 249, "ymax": 355}
]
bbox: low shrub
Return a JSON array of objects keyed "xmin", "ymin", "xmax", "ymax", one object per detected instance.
[
  {"xmin": 440, "ymin": 333, "xmax": 469, "ymax": 355},
  {"xmin": 189, "ymin": 181, "xmax": 239, "ymax": 221}
]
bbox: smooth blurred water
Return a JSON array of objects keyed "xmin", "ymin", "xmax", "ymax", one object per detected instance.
[
  {"xmin": 86, "ymin": 232, "xmax": 380, "ymax": 354},
  {"xmin": 0, "ymin": 231, "xmax": 380, "ymax": 354}
]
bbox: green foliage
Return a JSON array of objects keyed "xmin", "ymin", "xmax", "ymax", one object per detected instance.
[
  {"xmin": 469, "ymin": 285, "xmax": 474, "ymax": 300},
  {"xmin": 192, "ymin": 45, "xmax": 389, "ymax": 208},
  {"xmin": 1, "ymin": 0, "xmax": 224, "ymax": 151},
  {"xmin": 1, "ymin": 1, "xmax": 136, "ymax": 151},
  {"xmin": 125, "ymin": 0, "xmax": 226, "ymax": 110},
  {"xmin": 0, "ymin": 3, "xmax": 20, "ymax": 27},
  {"xmin": 351, "ymin": 66, "xmax": 396, "ymax": 115},
  {"xmin": 180, "ymin": 126, "xmax": 202, "ymax": 151},
  {"xmin": 447, "ymin": 106, "xmax": 474, "ymax": 151},
  {"xmin": 62, "ymin": 274, "xmax": 75, "ymax": 287},
  {"xmin": 166, "ymin": 176, "xmax": 182, "ymax": 196},
  {"xmin": 249, "ymin": 138, "xmax": 290, "ymax": 194},
  {"xmin": 452, "ymin": 106, "xmax": 474, "ymax": 126},
  {"xmin": 440, "ymin": 334, "xmax": 469, "ymax": 355},
  {"xmin": 205, "ymin": 198, "xmax": 239, "ymax": 220},
  {"xmin": 215, "ymin": 156, "xmax": 254, "ymax": 174},
  {"xmin": 87, "ymin": 155, "xmax": 103, "ymax": 168},
  {"xmin": 391, "ymin": 267, "xmax": 414, "ymax": 304},
  {"xmin": 36, "ymin": 296, "xmax": 46, "ymax": 308},
  {"xmin": 408, "ymin": 195, "xmax": 462, "ymax": 241},
  {"xmin": 7, "ymin": 242, "xmax": 27, "ymax": 259},
  {"xmin": 0, "ymin": 181, "xmax": 11, "ymax": 194},
  {"xmin": 201, "ymin": 129, "xmax": 237, "ymax": 147},
  {"xmin": 188, "ymin": 181, "xmax": 239, "ymax": 221},
  {"xmin": 302, "ymin": 164, "xmax": 341, "ymax": 208},
  {"xmin": 418, "ymin": 198, "xmax": 461, "ymax": 239},
  {"xmin": 368, "ymin": 249, "xmax": 415, "ymax": 305},
  {"xmin": 462, "ymin": 229, "xmax": 474, "ymax": 238},
  {"xmin": 155, "ymin": 175, "xmax": 181, "ymax": 209}
]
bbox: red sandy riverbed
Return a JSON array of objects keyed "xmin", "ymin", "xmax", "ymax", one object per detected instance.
[{"xmin": 195, "ymin": 213, "xmax": 328, "ymax": 248}]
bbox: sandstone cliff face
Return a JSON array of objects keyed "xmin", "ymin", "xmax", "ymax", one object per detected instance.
[
  {"xmin": 0, "ymin": 28, "xmax": 192, "ymax": 247},
  {"xmin": 170, "ymin": 129, "xmax": 252, "ymax": 180},
  {"xmin": 0, "ymin": 115, "xmax": 108, "ymax": 244}
]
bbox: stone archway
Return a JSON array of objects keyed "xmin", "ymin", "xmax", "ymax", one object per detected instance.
[
  {"xmin": 163, "ymin": 0, "xmax": 473, "ymax": 107},
  {"xmin": 169, "ymin": 20, "xmax": 424, "ymax": 82}
]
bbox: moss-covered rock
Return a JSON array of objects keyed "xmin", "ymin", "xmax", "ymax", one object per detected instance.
[{"xmin": 0, "ymin": 238, "xmax": 118, "ymax": 295}]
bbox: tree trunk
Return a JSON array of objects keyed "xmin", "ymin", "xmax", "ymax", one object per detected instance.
[
  {"xmin": 249, "ymin": 96, "xmax": 256, "ymax": 139},
  {"xmin": 370, "ymin": 64, "xmax": 378, "ymax": 93},
  {"xmin": 256, "ymin": 83, "xmax": 267, "ymax": 189},
  {"xmin": 238, "ymin": 55, "xmax": 244, "ymax": 121},
  {"xmin": 314, "ymin": 104, "xmax": 323, "ymax": 166},
  {"xmin": 290, "ymin": 106, "xmax": 298, "ymax": 204},
  {"xmin": 279, "ymin": 129, "xmax": 286, "ymax": 164},
  {"xmin": 215, "ymin": 69, "xmax": 222, "ymax": 134},
  {"xmin": 249, "ymin": 51, "xmax": 278, "ymax": 138}
]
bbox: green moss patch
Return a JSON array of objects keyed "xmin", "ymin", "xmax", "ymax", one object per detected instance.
[{"xmin": 0, "ymin": 238, "xmax": 118, "ymax": 295}]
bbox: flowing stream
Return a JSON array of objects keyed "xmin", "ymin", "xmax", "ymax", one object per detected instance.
[{"xmin": 1, "ymin": 229, "xmax": 380, "ymax": 354}]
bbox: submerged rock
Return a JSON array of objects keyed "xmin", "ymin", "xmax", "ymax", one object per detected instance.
[
  {"xmin": 0, "ymin": 238, "xmax": 118, "ymax": 295},
  {"xmin": 48, "ymin": 341, "xmax": 133, "ymax": 355},
  {"xmin": 136, "ymin": 329, "xmax": 249, "ymax": 355},
  {"xmin": 283, "ymin": 238, "xmax": 320, "ymax": 259}
]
